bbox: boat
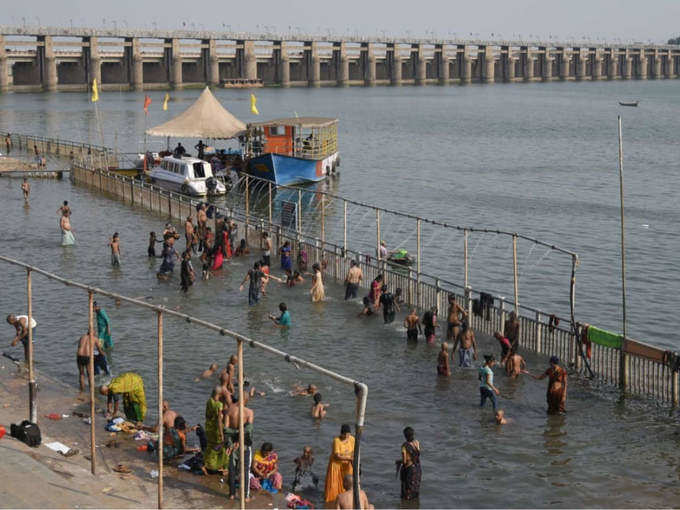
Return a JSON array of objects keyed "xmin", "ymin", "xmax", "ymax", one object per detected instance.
[
  {"xmin": 619, "ymin": 101, "xmax": 639, "ymax": 107},
  {"xmin": 242, "ymin": 117, "xmax": 340, "ymax": 186},
  {"xmin": 386, "ymin": 249, "xmax": 416, "ymax": 268},
  {"xmin": 148, "ymin": 155, "xmax": 226, "ymax": 197}
]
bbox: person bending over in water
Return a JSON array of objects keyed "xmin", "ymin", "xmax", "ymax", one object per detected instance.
[
  {"xmin": 270, "ymin": 302, "xmax": 291, "ymax": 328},
  {"xmin": 287, "ymin": 271, "xmax": 304, "ymax": 287},
  {"xmin": 291, "ymin": 383, "xmax": 318, "ymax": 397},
  {"xmin": 452, "ymin": 327, "xmax": 478, "ymax": 368},
  {"xmin": 312, "ymin": 392, "xmax": 330, "ymax": 419},
  {"xmin": 358, "ymin": 297, "xmax": 374, "ymax": 317},
  {"xmin": 194, "ymin": 363, "xmax": 219, "ymax": 382},
  {"xmin": 505, "ymin": 352, "xmax": 527, "ymax": 378},
  {"xmin": 437, "ymin": 342, "xmax": 451, "ymax": 376},
  {"xmin": 404, "ymin": 309, "xmax": 421, "ymax": 342}
]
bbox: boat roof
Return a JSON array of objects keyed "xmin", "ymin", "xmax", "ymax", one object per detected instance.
[
  {"xmin": 248, "ymin": 117, "xmax": 337, "ymax": 129},
  {"xmin": 161, "ymin": 155, "xmax": 206, "ymax": 165}
]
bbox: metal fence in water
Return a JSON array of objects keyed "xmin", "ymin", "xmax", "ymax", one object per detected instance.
[{"xmin": 7, "ymin": 132, "xmax": 679, "ymax": 406}]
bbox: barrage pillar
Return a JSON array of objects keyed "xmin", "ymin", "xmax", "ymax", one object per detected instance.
[
  {"xmin": 239, "ymin": 40, "xmax": 257, "ymax": 81},
  {"xmin": 639, "ymin": 50, "xmax": 648, "ymax": 79},
  {"xmin": 542, "ymin": 47, "xmax": 553, "ymax": 81},
  {"xmin": 39, "ymin": 35, "xmax": 58, "ymax": 92},
  {"xmin": 170, "ymin": 38, "xmax": 183, "ymax": 89},
  {"xmin": 608, "ymin": 49, "xmax": 618, "ymax": 80},
  {"xmin": 575, "ymin": 49, "xmax": 586, "ymax": 80},
  {"xmin": 653, "ymin": 49, "xmax": 662, "ymax": 78},
  {"xmin": 437, "ymin": 44, "xmax": 450, "ymax": 84},
  {"xmin": 559, "ymin": 48, "xmax": 570, "ymax": 80},
  {"xmin": 506, "ymin": 51, "xmax": 516, "ymax": 82},
  {"xmin": 415, "ymin": 43, "xmax": 427, "ymax": 85},
  {"xmin": 460, "ymin": 45, "xmax": 472, "ymax": 84},
  {"xmin": 592, "ymin": 49, "xmax": 603, "ymax": 80},
  {"xmin": 206, "ymin": 39, "xmax": 219, "ymax": 86},
  {"xmin": 306, "ymin": 41, "xmax": 320, "ymax": 87},
  {"xmin": 389, "ymin": 43, "xmax": 402, "ymax": 85},
  {"xmin": 624, "ymin": 54, "xmax": 633, "ymax": 80},
  {"xmin": 276, "ymin": 41, "xmax": 290, "ymax": 87},
  {"xmin": 522, "ymin": 47, "xmax": 534, "ymax": 81},
  {"xmin": 666, "ymin": 50, "xmax": 675, "ymax": 78},
  {"xmin": 334, "ymin": 42, "xmax": 349, "ymax": 86},
  {"xmin": 363, "ymin": 42, "xmax": 376, "ymax": 86},
  {"xmin": 130, "ymin": 37, "xmax": 143, "ymax": 90},
  {"xmin": 483, "ymin": 46, "xmax": 495, "ymax": 83},
  {"xmin": 0, "ymin": 36, "xmax": 10, "ymax": 93}
]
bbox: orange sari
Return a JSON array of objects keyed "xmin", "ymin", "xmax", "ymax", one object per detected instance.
[{"xmin": 324, "ymin": 435, "xmax": 355, "ymax": 502}]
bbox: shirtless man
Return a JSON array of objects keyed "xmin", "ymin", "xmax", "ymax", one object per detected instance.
[
  {"xmin": 226, "ymin": 394, "xmax": 255, "ymax": 501},
  {"xmin": 495, "ymin": 409, "xmax": 508, "ymax": 425},
  {"xmin": 446, "ymin": 294, "xmax": 467, "ymax": 342},
  {"xmin": 76, "ymin": 329, "xmax": 103, "ymax": 392},
  {"xmin": 20, "ymin": 178, "xmax": 30, "ymax": 205},
  {"xmin": 184, "ymin": 216, "xmax": 195, "ymax": 251},
  {"xmin": 57, "ymin": 200, "xmax": 71, "ymax": 218},
  {"xmin": 335, "ymin": 474, "xmax": 374, "ymax": 510},
  {"xmin": 262, "ymin": 232, "xmax": 272, "ymax": 267},
  {"xmin": 437, "ymin": 342, "xmax": 451, "ymax": 376},
  {"xmin": 7, "ymin": 314, "xmax": 33, "ymax": 362},
  {"xmin": 197, "ymin": 205, "xmax": 208, "ymax": 251},
  {"xmin": 344, "ymin": 260, "xmax": 363, "ymax": 300},
  {"xmin": 291, "ymin": 383, "xmax": 317, "ymax": 397},
  {"xmin": 194, "ymin": 363, "xmax": 219, "ymax": 382},
  {"xmin": 109, "ymin": 233, "xmax": 121, "ymax": 267},
  {"xmin": 403, "ymin": 309, "xmax": 421, "ymax": 342},
  {"xmin": 452, "ymin": 327, "xmax": 478, "ymax": 368},
  {"xmin": 224, "ymin": 355, "xmax": 238, "ymax": 393},
  {"xmin": 505, "ymin": 352, "xmax": 527, "ymax": 378},
  {"xmin": 311, "ymin": 392, "xmax": 329, "ymax": 419}
]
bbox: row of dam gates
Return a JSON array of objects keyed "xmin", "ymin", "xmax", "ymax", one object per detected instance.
[{"xmin": 1, "ymin": 25, "xmax": 680, "ymax": 92}]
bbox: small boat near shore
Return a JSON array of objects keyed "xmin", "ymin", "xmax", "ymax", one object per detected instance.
[
  {"xmin": 148, "ymin": 155, "xmax": 226, "ymax": 197},
  {"xmin": 619, "ymin": 100, "xmax": 639, "ymax": 107}
]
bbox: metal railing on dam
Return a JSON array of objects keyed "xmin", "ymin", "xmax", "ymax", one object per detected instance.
[
  {"xmin": 1, "ymin": 24, "xmax": 678, "ymax": 92},
  {"xmin": 5, "ymin": 131, "xmax": 680, "ymax": 406}
]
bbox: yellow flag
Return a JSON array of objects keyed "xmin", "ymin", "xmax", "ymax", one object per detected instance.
[
  {"xmin": 91, "ymin": 78, "xmax": 99, "ymax": 103},
  {"xmin": 163, "ymin": 93, "xmax": 170, "ymax": 111},
  {"xmin": 250, "ymin": 93, "xmax": 259, "ymax": 115}
]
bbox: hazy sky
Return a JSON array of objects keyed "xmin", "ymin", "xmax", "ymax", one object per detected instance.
[{"xmin": 3, "ymin": 0, "xmax": 679, "ymax": 43}]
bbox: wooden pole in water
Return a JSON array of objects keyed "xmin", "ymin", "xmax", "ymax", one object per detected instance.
[
  {"xmin": 617, "ymin": 115, "xmax": 628, "ymax": 390},
  {"xmin": 343, "ymin": 200, "xmax": 348, "ymax": 253},
  {"xmin": 88, "ymin": 291, "xmax": 96, "ymax": 475},
  {"xmin": 376, "ymin": 209, "xmax": 381, "ymax": 260},
  {"xmin": 416, "ymin": 219, "xmax": 421, "ymax": 308},
  {"xmin": 237, "ymin": 338, "xmax": 246, "ymax": 510},
  {"xmin": 157, "ymin": 310, "xmax": 164, "ymax": 509},
  {"xmin": 512, "ymin": 234, "xmax": 519, "ymax": 312},
  {"xmin": 245, "ymin": 175, "xmax": 250, "ymax": 244},
  {"xmin": 463, "ymin": 229, "xmax": 469, "ymax": 289},
  {"xmin": 26, "ymin": 269, "xmax": 36, "ymax": 423}
]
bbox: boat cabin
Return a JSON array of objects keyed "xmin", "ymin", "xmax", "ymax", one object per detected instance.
[
  {"xmin": 157, "ymin": 156, "xmax": 212, "ymax": 180},
  {"xmin": 244, "ymin": 117, "xmax": 338, "ymax": 161}
]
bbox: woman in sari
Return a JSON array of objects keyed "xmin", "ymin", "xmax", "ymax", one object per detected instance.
[
  {"xmin": 530, "ymin": 355, "xmax": 567, "ymax": 414},
  {"xmin": 324, "ymin": 424, "xmax": 355, "ymax": 502},
  {"xmin": 310, "ymin": 263, "xmax": 325, "ymax": 302},
  {"xmin": 398, "ymin": 426, "xmax": 421, "ymax": 500},
  {"xmin": 100, "ymin": 372, "xmax": 146, "ymax": 423},
  {"xmin": 203, "ymin": 388, "xmax": 228, "ymax": 473},
  {"xmin": 251, "ymin": 442, "xmax": 283, "ymax": 490},
  {"xmin": 368, "ymin": 274, "xmax": 383, "ymax": 309}
]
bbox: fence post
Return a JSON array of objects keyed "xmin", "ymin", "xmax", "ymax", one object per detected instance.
[
  {"xmin": 464, "ymin": 229, "xmax": 469, "ymax": 289},
  {"xmin": 500, "ymin": 298, "xmax": 506, "ymax": 335},
  {"xmin": 87, "ymin": 291, "xmax": 96, "ymax": 475},
  {"xmin": 320, "ymin": 194, "xmax": 325, "ymax": 250},
  {"xmin": 512, "ymin": 233, "xmax": 519, "ymax": 312},
  {"xmin": 536, "ymin": 311, "xmax": 542, "ymax": 353},
  {"xmin": 157, "ymin": 310, "xmax": 164, "ymax": 509},
  {"xmin": 245, "ymin": 175, "xmax": 250, "ymax": 244},
  {"xmin": 416, "ymin": 218, "xmax": 422, "ymax": 309},
  {"xmin": 465, "ymin": 286, "xmax": 472, "ymax": 326},
  {"xmin": 435, "ymin": 279, "xmax": 441, "ymax": 315},
  {"xmin": 26, "ymin": 269, "xmax": 37, "ymax": 423},
  {"xmin": 376, "ymin": 209, "xmax": 381, "ymax": 260},
  {"xmin": 672, "ymin": 369, "xmax": 679, "ymax": 407},
  {"xmin": 237, "ymin": 338, "xmax": 246, "ymax": 510},
  {"xmin": 268, "ymin": 181, "xmax": 272, "ymax": 229},
  {"xmin": 343, "ymin": 200, "xmax": 348, "ymax": 253}
]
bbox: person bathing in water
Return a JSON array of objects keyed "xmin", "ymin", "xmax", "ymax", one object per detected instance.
[
  {"xmin": 109, "ymin": 232, "xmax": 121, "ymax": 267},
  {"xmin": 312, "ymin": 392, "xmax": 329, "ymax": 419},
  {"xmin": 194, "ymin": 363, "xmax": 219, "ymax": 382},
  {"xmin": 404, "ymin": 309, "xmax": 421, "ymax": 342}
]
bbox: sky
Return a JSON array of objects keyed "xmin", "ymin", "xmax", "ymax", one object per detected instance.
[{"xmin": 2, "ymin": 0, "xmax": 679, "ymax": 43}]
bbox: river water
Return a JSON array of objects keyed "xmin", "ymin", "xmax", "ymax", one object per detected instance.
[{"xmin": 1, "ymin": 83, "xmax": 679, "ymax": 508}]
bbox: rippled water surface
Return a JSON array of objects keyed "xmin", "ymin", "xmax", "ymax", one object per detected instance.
[{"xmin": 1, "ymin": 82, "xmax": 679, "ymax": 508}]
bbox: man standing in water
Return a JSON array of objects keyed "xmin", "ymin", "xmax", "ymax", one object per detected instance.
[
  {"xmin": 109, "ymin": 233, "xmax": 121, "ymax": 267},
  {"xmin": 184, "ymin": 216, "xmax": 195, "ymax": 252},
  {"xmin": 60, "ymin": 210, "xmax": 75, "ymax": 246},
  {"xmin": 76, "ymin": 329, "xmax": 103, "ymax": 392},
  {"xmin": 403, "ymin": 309, "xmax": 421, "ymax": 342},
  {"xmin": 504, "ymin": 311, "xmax": 521, "ymax": 354},
  {"xmin": 180, "ymin": 250, "xmax": 195, "ymax": 293},
  {"xmin": 227, "ymin": 393, "xmax": 255, "ymax": 501},
  {"xmin": 262, "ymin": 232, "xmax": 272, "ymax": 267},
  {"xmin": 344, "ymin": 260, "xmax": 363, "ymax": 300},
  {"xmin": 379, "ymin": 284, "xmax": 399, "ymax": 324},
  {"xmin": 452, "ymin": 327, "xmax": 478, "ymax": 368},
  {"xmin": 197, "ymin": 205, "xmax": 208, "ymax": 252},
  {"xmin": 94, "ymin": 301, "xmax": 113, "ymax": 350},
  {"xmin": 446, "ymin": 294, "xmax": 467, "ymax": 342},
  {"xmin": 422, "ymin": 307, "xmax": 438, "ymax": 343},
  {"xmin": 505, "ymin": 352, "xmax": 527, "ymax": 378},
  {"xmin": 20, "ymin": 178, "xmax": 30, "ymax": 205},
  {"xmin": 240, "ymin": 261, "xmax": 268, "ymax": 306}
]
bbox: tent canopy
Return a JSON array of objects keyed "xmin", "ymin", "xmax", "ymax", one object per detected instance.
[{"xmin": 146, "ymin": 87, "xmax": 246, "ymax": 139}]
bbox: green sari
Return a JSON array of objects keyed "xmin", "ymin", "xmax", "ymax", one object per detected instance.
[{"xmin": 204, "ymin": 397, "xmax": 228, "ymax": 471}]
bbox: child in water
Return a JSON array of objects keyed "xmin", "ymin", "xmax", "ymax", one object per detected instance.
[
  {"xmin": 109, "ymin": 233, "xmax": 121, "ymax": 266},
  {"xmin": 148, "ymin": 232, "xmax": 161, "ymax": 257},
  {"xmin": 292, "ymin": 446, "xmax": 319, "ymax": 491},
  {"xmin": 311, "ymin": 392, "xmax": 329, "ymax": 419}
]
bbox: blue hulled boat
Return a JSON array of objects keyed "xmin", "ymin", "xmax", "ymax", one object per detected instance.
[{"xmin": 243, "ymin": 117, "xmax": 340, "ymax": 186}]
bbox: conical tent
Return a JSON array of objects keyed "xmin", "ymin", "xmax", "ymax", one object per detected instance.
[{"xmin": 146, "ymin": 87, "xmax": 246, "ymax": 139}]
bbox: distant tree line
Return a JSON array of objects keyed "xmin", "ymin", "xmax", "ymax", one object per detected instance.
[{"xmin": 668, "ymin": 36, "xmax": 680, "ymax": 44}]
